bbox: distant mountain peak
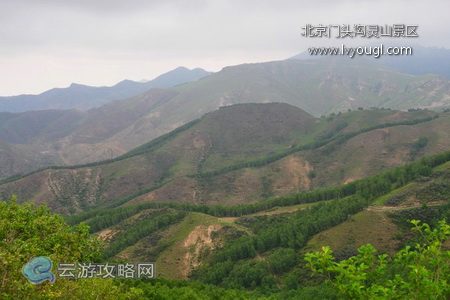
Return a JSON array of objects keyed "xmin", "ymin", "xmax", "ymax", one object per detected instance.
[
  {"xmin": 0, "ymin": 67, "xmax": 212, "ymax": 112},
  {"xmin": 68, "ymin": 83, "xmax": 90, "ymax": 89},
  {"xmin": 172, "ymin": 66, "xmax": 190, "ymax": 71}
]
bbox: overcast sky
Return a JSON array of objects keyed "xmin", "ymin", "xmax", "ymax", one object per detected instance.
[{"xmin": 0, "ymin": 0, "xmax": 449, "ymax": 96}]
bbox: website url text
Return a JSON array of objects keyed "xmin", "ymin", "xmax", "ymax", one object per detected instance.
[{"xmin": 308, "ymin": 44, "xmax": 412, "ymax": 58}]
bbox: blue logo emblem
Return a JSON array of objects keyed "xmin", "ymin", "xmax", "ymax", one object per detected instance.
[{"xmin": 22, "ymin": 257, "xmax": 55, "ymax": 284}]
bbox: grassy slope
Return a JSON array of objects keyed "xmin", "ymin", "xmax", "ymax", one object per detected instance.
[
  {"xmin": 304, "ymin": 209, "xmax": 401, "ymax": 256},
  {"xmin": 305, "ymin": 160, "xmax": 450, "ymax": 256}
]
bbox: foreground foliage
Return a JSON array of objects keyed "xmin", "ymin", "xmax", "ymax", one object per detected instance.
[
  {"xmin": 0, "ymin": 196, "xmax": 136, "ymax": 299},
  {"xmin": 305, "ymin": 220, "xmax": 450, "ymax": 299},
  {"xmin": 0, "ymin": 197, "xmax": 257, "ymax": 299}
]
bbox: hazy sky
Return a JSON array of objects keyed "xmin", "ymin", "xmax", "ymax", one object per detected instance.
[{"xmin": 1, "ymin": 0, "xmax": 449, "ymax": 96}]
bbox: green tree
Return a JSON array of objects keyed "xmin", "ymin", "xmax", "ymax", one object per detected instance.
[
  {"xmin": 0, "ymin": 196, "xmax": 140, "ymax": 299},
  {"xmin": 305, "ymin": 220, "xmax": 450, "ymax": 299},
  {"xmin": 268, "ymin": 248, "xmax": 297, "ymax": 274}
]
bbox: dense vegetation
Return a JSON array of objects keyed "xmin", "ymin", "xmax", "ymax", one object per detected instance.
[
  {"xmin": 103, "ymin": 208, "xmax": 186, "ymax": 259},
  {"xmin": 0, "ymin": 197, "xmax": 129, "ymax": 298},
  {"xmin": 192, "ymin": 195, "xmax": 369, "ymax": 289},
  {"xmin": 306, "ymin": 220, "xmax": 450, "ymax": 299},
  {"xmin": 66, "ymin": 149, "xmax": 450, "ymax": 229}
]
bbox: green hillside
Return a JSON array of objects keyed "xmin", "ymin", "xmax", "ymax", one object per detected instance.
[
  {"xmin": 57, "ymin": 149, "xmax": 450, "ymax": 297},
  {"xmin": 1, "ymin": 104, "xmax": 448, "ymax": 216}
]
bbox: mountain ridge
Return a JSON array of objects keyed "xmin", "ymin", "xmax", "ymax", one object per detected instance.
[{"xmin": 0, "ymin": 67, "xmax": 212, "ymax": 112}]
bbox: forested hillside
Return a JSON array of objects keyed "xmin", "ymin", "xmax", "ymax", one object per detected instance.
[{"xmin": 3, "ymin": 149, "xmax": 449, "ymax": 298}]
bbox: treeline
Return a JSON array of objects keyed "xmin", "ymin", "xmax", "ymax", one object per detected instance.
[
  {"xmin": 191, "ymin": 115, "xmax": 437, "ymax": 179},
  {"xmin": 317, "ymin": 121, "xmax": 348, "ymax": 141},
  {"xmin": 116, "ymin": 118, "xmax": 201, "ymax": 159},
  {"xmin": 84, "ymin": 205, "xmax": 148, "ymax": 233},
  {"xmin": 192, "ymin": 195, "xmax": 370, "ymax": 288},
  {"xmin": 0, "ymin": 118, "xmax": 201, "ymax": 186},
  {"xmin": 102, "ymin": 209, "xmax": 186, "ymax": 259},
  {"xmin": 67, "ymin": 150, "xmax": 450, "ymax": 230}
]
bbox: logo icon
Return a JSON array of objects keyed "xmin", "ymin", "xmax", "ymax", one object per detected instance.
[{"xmin": 22, "ymin": 257, "xmax": 55, "ymax": 284}]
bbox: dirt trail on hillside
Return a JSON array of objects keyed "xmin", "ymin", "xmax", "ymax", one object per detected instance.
[{"xmin": 367, "ymin": 201, "xmax": 445, "ymax": 212}]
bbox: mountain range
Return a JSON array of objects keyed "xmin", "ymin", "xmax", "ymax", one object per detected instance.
[
  {"xmin": 0, "ymin": 67, "xmax": 211, "ymax": 112},
  {"xmin": 0, "ymin": 57, "xmax": 450, "ymax": 179}
]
